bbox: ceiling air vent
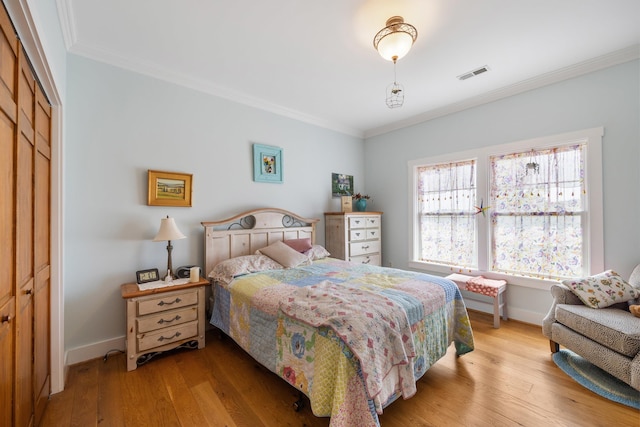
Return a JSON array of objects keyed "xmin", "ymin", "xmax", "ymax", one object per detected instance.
[{"xmin": 457, "ymin": 65, "xmax": 490, "ymax": 81}]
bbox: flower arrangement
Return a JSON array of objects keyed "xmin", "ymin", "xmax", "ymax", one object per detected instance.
[{"xmin": 352, "ymin": 193, "xmax": 371, "ymax": 200}]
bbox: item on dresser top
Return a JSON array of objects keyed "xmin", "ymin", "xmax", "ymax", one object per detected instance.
[
  {"xmin": 136, "ymin": 268, "xmax": 160, "ymax": 284},
  {"xmin": 152, "ymin": 216, "xmax": 186, "ymax": 279},
  {"xmin": 175, "ymin": 265, "xmax": 202, "ymax": 280}
]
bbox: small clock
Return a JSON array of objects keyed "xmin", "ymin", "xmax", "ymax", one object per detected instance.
[{"xmin": 136, "ymin": 268, "xmax": 160, "ymax": 284}]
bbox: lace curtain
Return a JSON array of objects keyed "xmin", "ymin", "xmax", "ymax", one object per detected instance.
[
  {"xmin": 490, "ymin": 144, "xmax": 586, "ymax": 278},
  {"xmin": 417, "ymin": 159, "xmax": 476, "ymax": 267}
]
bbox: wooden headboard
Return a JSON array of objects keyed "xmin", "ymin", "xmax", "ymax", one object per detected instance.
[{"xmin": 201, "ymin": 208, "xmax": 319, "ymax": 276}]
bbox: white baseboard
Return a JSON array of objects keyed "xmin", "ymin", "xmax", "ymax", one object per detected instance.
[
  {"xmin": 464, "ymin": 297, "xmax": 544, "ymax": 326},
  {"xmin": 65, "ymin": 335, "xmax": 126, "ymax": 366}
]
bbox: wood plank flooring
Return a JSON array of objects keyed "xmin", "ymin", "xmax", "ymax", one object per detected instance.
[{"xmin": 40, "ymin": 311, "xmax": 639, "ymax": 426}]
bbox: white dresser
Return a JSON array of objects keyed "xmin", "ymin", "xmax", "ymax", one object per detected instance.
[{"xmin": 324, "ymin": 212, "xmax": 383, "ymax": 266}]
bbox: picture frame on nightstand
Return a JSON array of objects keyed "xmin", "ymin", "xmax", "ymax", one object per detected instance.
[{"xmin": 136, "ymin": 268, "xmax": 159, "ymax": 284}]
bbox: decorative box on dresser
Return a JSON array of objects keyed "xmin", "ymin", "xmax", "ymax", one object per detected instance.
[
  {"xmin": 324, "ymin": 212, "xmax": 383, "ymax": 266},
  {"xmin": 120, "ymin": 279, "xmax": 208, "ymax": 371}
]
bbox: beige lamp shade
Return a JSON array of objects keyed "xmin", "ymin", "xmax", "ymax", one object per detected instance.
[
  {"xmin": 153, "ymin": 216, "xmax": 186, "ymax": 280},
  {"xmin": 153, "ymin": 217, "xmax": 186, "ymax": 242}
]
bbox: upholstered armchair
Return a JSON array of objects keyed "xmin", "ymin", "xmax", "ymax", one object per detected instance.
[{"xmin": 542, "ymin": 265, "xmax": 640, "ymax": 391}]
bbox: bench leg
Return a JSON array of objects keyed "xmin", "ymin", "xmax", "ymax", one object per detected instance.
[{"xmin": 493, "ymin": 296, "xmax": 500, "ymax": 328}]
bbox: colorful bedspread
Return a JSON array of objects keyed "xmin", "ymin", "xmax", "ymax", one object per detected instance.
[{"xmin": 210, "ymin": 258, "xmax": 474, "ymax": 427}]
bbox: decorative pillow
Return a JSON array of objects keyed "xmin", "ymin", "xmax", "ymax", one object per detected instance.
[
  {"xmin": 304, "ymin": 244, "xmax": 331, "ymax": 261},
  {"xmin": 257, "ymin": 241, "xmax": 311, "ymax": 268},
  {"xmin": 283, "ymin": 238, "xmax": 313, "ymax": 253},
  {"xmin": 562, "ymin": 270, "xmax": 639, "ymax": 309},
  {"xmin": 208, "ymin": 255, "xmax": 283, "ymax": 284}
]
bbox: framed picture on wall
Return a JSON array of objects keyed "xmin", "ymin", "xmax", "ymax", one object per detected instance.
[
  {"xmin": 253, "ymin": 143, "xmax": 283, "ymax": 183},
  {"xmin": 147, "ymin": 170, "xmax": 193, "ymax": 207},
  {"xmin": 332, "ymin": 173, "xmax": 353, "ymax": 197}
]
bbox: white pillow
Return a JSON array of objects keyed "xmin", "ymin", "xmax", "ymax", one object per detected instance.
[
  {"xmin": 562, "ymin": 270, "xmax": 639, "ymax": 309},
  {"xmin": 208, "ymin": 255, "xmax": 283, "ymax": 284},
  {"xmin": 304, "ymin": 245, "xmax": 331, "ymax": 260},
  {"xmin": 257, "ymin": 241, "xmax": 311, "ymax": 268}
]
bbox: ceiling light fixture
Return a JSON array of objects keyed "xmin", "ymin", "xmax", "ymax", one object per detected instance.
[
  {"xmin": 373, "ymin": 16, "xmax": 418, "ymax": 63},
  {"xmin": 374, "ymin": 16, "xmax": 417, "ymax": 109}
]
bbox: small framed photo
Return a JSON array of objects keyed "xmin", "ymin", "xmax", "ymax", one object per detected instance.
[
  {"xmin": 332, "ymin": 173, "xmax": 353, "ymax": 197},
  {"xmin": 148, "ymin": 170, "xmax": 192, "ymax": 207},
  {"xmin": 253, "ymin": 143, "xmax": 283, "ymax": 183},
  {"xmin": 136, "ymin": 268, "xmax": 159, "ymax": 284}
]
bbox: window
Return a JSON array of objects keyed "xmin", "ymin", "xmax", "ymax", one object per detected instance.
[
  {"xmin": 409, "ymin": 128, "xmax": 603, "ymax": 287},
  {"xmin": 416, "ymin": 160, "xmax": 477, "ymax": 267}
]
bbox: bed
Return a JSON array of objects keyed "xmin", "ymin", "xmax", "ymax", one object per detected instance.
[{"xmin": 202, "ymin": 208, "xmax": 474, "ymax": 427}]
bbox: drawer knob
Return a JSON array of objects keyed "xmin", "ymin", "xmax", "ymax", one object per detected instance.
[
  {"xmin": 362, "ymin": 245, "xmax": 369, "ymax": 249},
  {"xmin": 158, "ymin": 297, "xmax": 182, "ymax": 306},
  {"xmin": 158, "ymin": 331, "xmax": 181, "ymax": 342},
  {"xmin": 158, "ymin": 315, "xmax": 181, "ymax": 325},
  {"xmin": 1, "ymin": 315, "xmax": 11, "ymax": 324}
]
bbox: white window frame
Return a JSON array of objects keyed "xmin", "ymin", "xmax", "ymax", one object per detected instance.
[{"xmin": 408, "ymin": 127, "xmax": 604, "ymax": 290}]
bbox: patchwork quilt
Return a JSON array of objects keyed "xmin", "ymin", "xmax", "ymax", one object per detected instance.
[{"xmin": 210, "ymin": 258, "xmax": 474, "ymax": 427}]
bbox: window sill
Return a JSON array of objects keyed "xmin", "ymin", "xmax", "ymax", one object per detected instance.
[{"xmin": 407, "ymin": 260, "xmax": 559, "ymax": 291}]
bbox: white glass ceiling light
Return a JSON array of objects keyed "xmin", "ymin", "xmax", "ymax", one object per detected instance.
[
  {"xmin": 373, "ymin": 16, "xmax": 418, "ymax": 63},
  {"xmin": 374, "ymin": 16, "xmax": 417, "ymax": 108}
]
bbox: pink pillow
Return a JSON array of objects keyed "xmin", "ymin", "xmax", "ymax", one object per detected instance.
[{"xmin": 283, "ymin": 238, "xmax": 313, "ymax": 253}]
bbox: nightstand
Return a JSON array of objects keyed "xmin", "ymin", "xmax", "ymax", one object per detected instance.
[{"xmin": 120, "ymin": 278, "xmax": 208, "ymax": 371}]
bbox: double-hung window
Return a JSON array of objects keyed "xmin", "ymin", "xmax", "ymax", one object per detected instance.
[{"xmin": 409, "ymin": 127, "xmax": 603, "ymax": 286}]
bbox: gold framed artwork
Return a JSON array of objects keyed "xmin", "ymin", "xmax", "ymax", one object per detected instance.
[{"xmin": 147, "ymin": 170, "xmax": 193, "ymax": 207}]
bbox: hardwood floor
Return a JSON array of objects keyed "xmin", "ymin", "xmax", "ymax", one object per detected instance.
[{"xmin": 41, "ymin": 311, "xmax": 639, "ymax": 427}]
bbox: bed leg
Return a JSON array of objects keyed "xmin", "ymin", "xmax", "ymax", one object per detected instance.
[{"xmin": 293, "ymin": 392, "xmax": 305, "ymax": 412}]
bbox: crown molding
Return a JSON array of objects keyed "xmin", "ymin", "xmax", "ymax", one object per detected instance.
[
  {"xmin": 55, "ymin": 0, "xmax": 76, "ymax": 50},
  {"xmin": 364, "ymin": 44, "xmax": 640, "ymax": 139},
  {"xmin": 67, "ymin": 40, "xmax": 364, "ymax": 138}
]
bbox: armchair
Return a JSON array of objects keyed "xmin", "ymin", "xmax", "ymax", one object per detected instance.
[{"xmin": 542, "ymin": 264, "xmax": 640, "ymax": 391}]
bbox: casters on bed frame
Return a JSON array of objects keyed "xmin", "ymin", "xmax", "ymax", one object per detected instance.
[{"xmin": 293, "ymin": 392, "xmax": 305, "ymax": 412}]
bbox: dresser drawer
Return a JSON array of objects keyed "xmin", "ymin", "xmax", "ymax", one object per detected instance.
[
  {"xmin": 348, "ymin": 217, "xmax": 367, "ymax": 229},
  {"xmin": 366, "ymin": 229, "xmax": 380, "ymax": 240},
  {"xmin": 350, "ymin": 240, "xmax": 381, "ymax": 257},
  {"xmin": 350, "ymin": 229, "xmax": 367, "ymax": 241},
  {"xmin": 349, "ymin": 254, "xmax": 381, "ymax": 266},
  {"xmin": 137, "ymin": 289, "xmax": 198, "ymax": 316},
  {"xmin": 137, "ymin": 306, "xmax": 198, "ymax": 333},
  {"xmin": 137, "ymin": 321, "xmax": 198, "ymax": 352},
  {"xmin": 365, "ymin": 216, "xmax": 380, "ymax": 228}
]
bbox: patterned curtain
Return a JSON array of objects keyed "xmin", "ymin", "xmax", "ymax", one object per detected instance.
[
  {"xmin": 490, "ymin": 144, "xmax": 586, "ymax": 278},
  {"xmin": 417, "ymin": 159, "xmax": 477, "ymax": 268}
]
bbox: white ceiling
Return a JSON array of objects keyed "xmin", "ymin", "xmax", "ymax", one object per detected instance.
[{"xmin": 57, "ymin": 0, "xmax": 640, "ymax": 138}]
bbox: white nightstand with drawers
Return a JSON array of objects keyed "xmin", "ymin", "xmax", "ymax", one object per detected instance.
[
  {"xmin": 324, "ymin": 211, "xmax": 383, "ymax": 266},
  {"xmin": 120, "ymin": 279, "xmax": 208, "ymax": 371}
]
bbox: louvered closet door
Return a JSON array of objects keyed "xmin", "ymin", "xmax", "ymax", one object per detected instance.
[
  {"xmin": 0, "ymin": 3, "xmax": 18, "ymax": 427},
  {"xmin": 33, "ymin": 71, "xmax": 51, "ymax": 425},
  {"xmin": 0, "ymin": 3, "xmax": 52, "ymax": 425},
  {"xmin": 16, "ymin": 46, "xmax": 36, "ymax": 427}
]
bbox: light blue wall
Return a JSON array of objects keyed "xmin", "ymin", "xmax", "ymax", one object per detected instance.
[
  {"xmin": 365, "ymin": 60, "xmax": 640, "ymax": 322},
  {"xmin": 64, "ymin": 54, "xmax": 365, "ymax": 351}
]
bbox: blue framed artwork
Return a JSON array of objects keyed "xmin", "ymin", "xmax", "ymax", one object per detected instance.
[{"xmin": 253, "ymin": 143, "xmax": 283, "ymax": 183}]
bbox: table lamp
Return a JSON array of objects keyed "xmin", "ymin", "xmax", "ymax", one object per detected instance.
[{"xmin": 153, "ymin": 216, "xmax": 186, "ymax": 280}]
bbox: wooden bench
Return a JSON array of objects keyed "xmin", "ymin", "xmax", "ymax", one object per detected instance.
[{"xmin": 446, "ymin": 273, "xmax": 508, "ymax": 328}]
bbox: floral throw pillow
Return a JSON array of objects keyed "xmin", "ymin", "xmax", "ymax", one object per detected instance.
[{"xmin": 562, "ymin": 270, "xmax": 638, "ymax": 308}]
